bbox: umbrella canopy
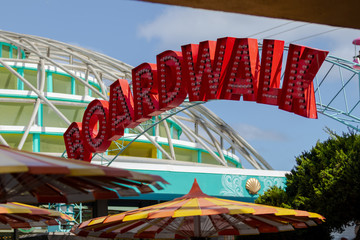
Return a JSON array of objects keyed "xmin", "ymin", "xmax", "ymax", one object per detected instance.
[
  {"xmin": 0, "ymin": 145, "xmax": 168, "ymax": 204},
  {"xmin": 0, "ymin": 202, "xmax": 73, "ymax": 229},
  {"xmin": 72, "ymin": 179, "xmax": 324, "ymax": 239},
  {"xmin": 353, "ymin": 37, "xmax": 360, "ymax": 45}
]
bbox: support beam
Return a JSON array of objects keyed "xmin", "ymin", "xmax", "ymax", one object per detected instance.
[
  {"xmin": 0, "ymin": 134, "xmax": 8, "ymax": 146},
  {"xmin": 186, "ymin": 106, "xmax": 262, "ymax": 169},
  {"xmin": 18, "ymin": 99, "xmax": 41, "ymax": 150},
  {"xmin": 162, "ymin": 120, "xmax": 176, "ymax": 160},
  {"xmin": 0, "ymin": 59, "xmax": 71, "ymax": 126},
  {"xmin": 88, "ymin": 64, "xmax": 108, "ymax": 97},
  {"xmin": 92, "ymin": 200, "xmax": 108, "ymax": 218},
  {"xmin": 0, "ymin": 35, "xmax": 108, "ymax": 99},
  {"xmin": 198, "ymin": 120, "xmax": 227, "ymax": 166},
  {"xmin": 18, "ymin": 59, "xmax": 46, "ymax": 150},
  {"xmin": 135, "ymin": 126, "xmax": 174, "ymax": 160},
  {"xmin": 193, "ymin": 104, "xmax": 272, "ymax": 169},
  {"xmin": 171, "ymin": 117, "xmax": 228, "ymax": 166}
]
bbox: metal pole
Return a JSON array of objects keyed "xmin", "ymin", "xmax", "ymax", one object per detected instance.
[
  {"xmin": 162, "ymin": 119, "xmax": 176, "ymax": 160},
  {"xmin": 0, "ymin": 59, "xmax": 71, "ymax": 125}
]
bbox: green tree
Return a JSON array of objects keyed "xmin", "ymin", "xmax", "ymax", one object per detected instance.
[{"xmin": 256, "ymin": 131, "xmax": 360, "ymax": 239}]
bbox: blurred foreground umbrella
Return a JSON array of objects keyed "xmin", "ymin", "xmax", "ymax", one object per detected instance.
[
  {"xmin": 0, "ymin": 202, "xmax": 73, "ymax": 229},
  {"xmin": 0, "ymin": 145, "xmax": 168, "ymax": 204},
  {"xmin": 73, "ymin": 179, "xmax": 324, "ymax": 239}
]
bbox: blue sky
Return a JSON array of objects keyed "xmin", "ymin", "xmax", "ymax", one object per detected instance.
[{"xmin": 1, "ymin": 0, "xmax": 360, "ymax": 170}]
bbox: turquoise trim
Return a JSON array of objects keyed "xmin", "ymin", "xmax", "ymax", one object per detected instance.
[
  {"xmin": 17, "ymin": 68, "xmax": 24, "ymax": 90},
  {"xmin": 157, "ymin": 147, "xmax": 162, "ymax": 159},
  {"xmin": 47, "ymin": 72, "xmax": 53, "ymax": 92},
  {"xmin": 124, "ymin": 128, "xmax": 129, "ymax": 134},
  {"xmin": 38, "ymin": 104, "xmax": 43, "ymax": 126},
  {"xmin": 48, "ymin": 70, "xmax": 101, "ymax": 92},
  {"xmin": 0, "ymin": 64, "xmax": 101, "ymax": 90},
  {"xmin": 157, "ymin": 117, "xmax": 182, "ymax": 137},
  {"xmin": 88, "ymin": 81, "xmax": 101, "ymax": 91},
  {"xmin": 119, "ymin": 137, "xmax": 241, "ymax": 167},
  {"xmin": 0, "ymin": 93, "xmax": 92, "ymax": 104},
  {"xmin": 71, "ymin": 77, "xmax": 75, "ymax": 95},
  {"xmin": 152, "ymin": 117, "xmax": 156, "ymax": 136},
  {"xmin": 33, "ymin": 133, "xmax": 40, "ymax": 152},
  {"xmin": 170, "ymin": 122, "xmax": 174, "ymax": 139},
  {"xmin": 46, "ymin": 96, "xmax": 90, "ymax": 103},
  {"xmin": 102, "ymin": 186, "xmax": 126, "ymax": 198},
  {"xmin": 197, "ymin": 149, "xmax": 202, "ymax": 163},
  {"xmin": 225, "ymin": 155, "xmax": 242, "ymax": 168},
  {"xmin": 120, "ymin": 138, "xmax": 156, "ymax": 144},
  {"xmin": 0, "ymin": 130, "xmax": 64, "ymax": 136},
  {"xmin": 121, "ymin": 169, "xmax": 287, "ymax": 202},
  {"xmin": 111, "ymin": 182, "xmax": 141, "ymax": 195},
  {"xmin": 0, "ymin": 42, "xmax": 26, "ymax": 59},
  {"xmin": 119, "ymin": 137, "xmax": 202, "ymax": 151},
  {"xmin": 38, "ymin": 132, "xmax": 64, "ymax": 136},
  {"xmin": 0, "ymin": 130, "xmax": 27, "ymax": 134}
]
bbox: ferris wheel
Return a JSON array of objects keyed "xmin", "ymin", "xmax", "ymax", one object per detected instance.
[{"xmin": 0, "ymin": 30, "xmax": 358, "ymax": 171}]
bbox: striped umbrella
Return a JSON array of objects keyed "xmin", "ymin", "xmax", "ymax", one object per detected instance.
[
  {"xmin": 0, "ymin": 145, "xmax": 168, "ymax": 204},
  {"xmin": 72, "ymin": 179, "xmax": 324, "ymax": 239},
  {"xmin": 0, "ymin": 202, "xmax": 73, "ymax": 229}
]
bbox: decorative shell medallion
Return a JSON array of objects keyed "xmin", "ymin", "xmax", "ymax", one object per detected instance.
[{"xmin": 245, "ymin": 178, "xmax": 261, "ymax": 195}]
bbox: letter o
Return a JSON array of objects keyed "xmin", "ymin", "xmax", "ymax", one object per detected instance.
[{"xmin": 82, "ymin": 99, "xmax": 112, "ymax": 153}]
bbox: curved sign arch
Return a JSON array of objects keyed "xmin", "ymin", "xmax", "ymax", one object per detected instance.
[{"xmin": 64, "ymin": 37, "xmax": 328, "ymax": 162}]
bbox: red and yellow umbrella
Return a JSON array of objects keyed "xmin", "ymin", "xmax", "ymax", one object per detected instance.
[
  {"xmin": 73, "ymin": 179, "xmax": 324, "ymax": 239},
  {"xmin": 0, "ymin": 145, "xmax": 168, "ymax": 204},
  {"xmin": 0, "ymin": 202, "xmax": 73, "ymax": 229}
]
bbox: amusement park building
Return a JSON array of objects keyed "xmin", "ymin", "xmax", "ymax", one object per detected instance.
[
  {"xmin": 0, "ymin": 31, "xmax": 287, "ymax": 206},
  {"xmin": 1, "ymin": 29, "xmax": 360, "ymax": 209}
]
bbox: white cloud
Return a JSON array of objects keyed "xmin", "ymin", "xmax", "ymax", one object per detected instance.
[
  {"xmin": 138, "ymin": 6, "xmax": 360, "ymax": 60},
  {"xmin": 137, "ymin": 7, "xmax": 287, "ymax": 50},
  {"xmin": 234, "ymin": 124, "xmax": 288, "ymax": 141},
  {"xmin": 326, "ymin": 29, "xmax": 360, "ymax": 59}
]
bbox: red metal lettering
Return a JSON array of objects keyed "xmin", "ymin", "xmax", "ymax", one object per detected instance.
[
  {"xmin": 82, "ymin": 100, "xmax": 112, "ymax": 152},
  {"xmin": 63, "ymin": 122, "xmax": 92, "ymax": 162},
  {"xmin": 181, "ymin": 41, "xmax": 216, "ymax": 101},
  {"xmin": 205, "ymin": 37, "xmax": 236, "ymax": 100},
  {"xmin": 181, "ymin": 44, "xmax": 199, "ymax": 102},
  {"xmin": 63, "ymin": 37, "xmax": 330, "ymax": 162},
  {"xmin": 219, "ymin": 38, "xmax": 259, "ymax": 101},
  {"xmin": 257, "ymin": 39, "xmax": 284, "ymax": 105},
  {"xmin": 279, "ymin": 44, "xmax": 328, "ymax": 118},
  {"xmin": 108, "ymin": 79, "xmax": 138, "ymax": 141},
  {"xmin": 157, "ymin": 50, "xmax": 187, "ymax": 111},
  {"xmin": 132, "ymin": 63, "xmax": 162, "ymax": 123},
  {"xmin": 182, "ymin": 38, "xmax": 237, "ymax": 101}
]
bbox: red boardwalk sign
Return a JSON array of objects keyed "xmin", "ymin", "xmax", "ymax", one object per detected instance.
[
  {"xmin": 64, "ymin": 122, "xmax": 92, "ymax": 162},
  {"xmin": 279, "ymin": 44, "xmax": 327, "ymax": 118},
  {"xmin": 108, "ymin": 79, "xmax": 138, "ymax": 141},
  {"xmin": 64, "ymin": 37, "xmax": 329, "ymax": 162},
  {"xmin": 257, "ymin": 39, "xmax": 284, "ymax": 105},
  {"xmin": 219, "ymin": 38, "xmax": 259, "ymax": 101}
]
